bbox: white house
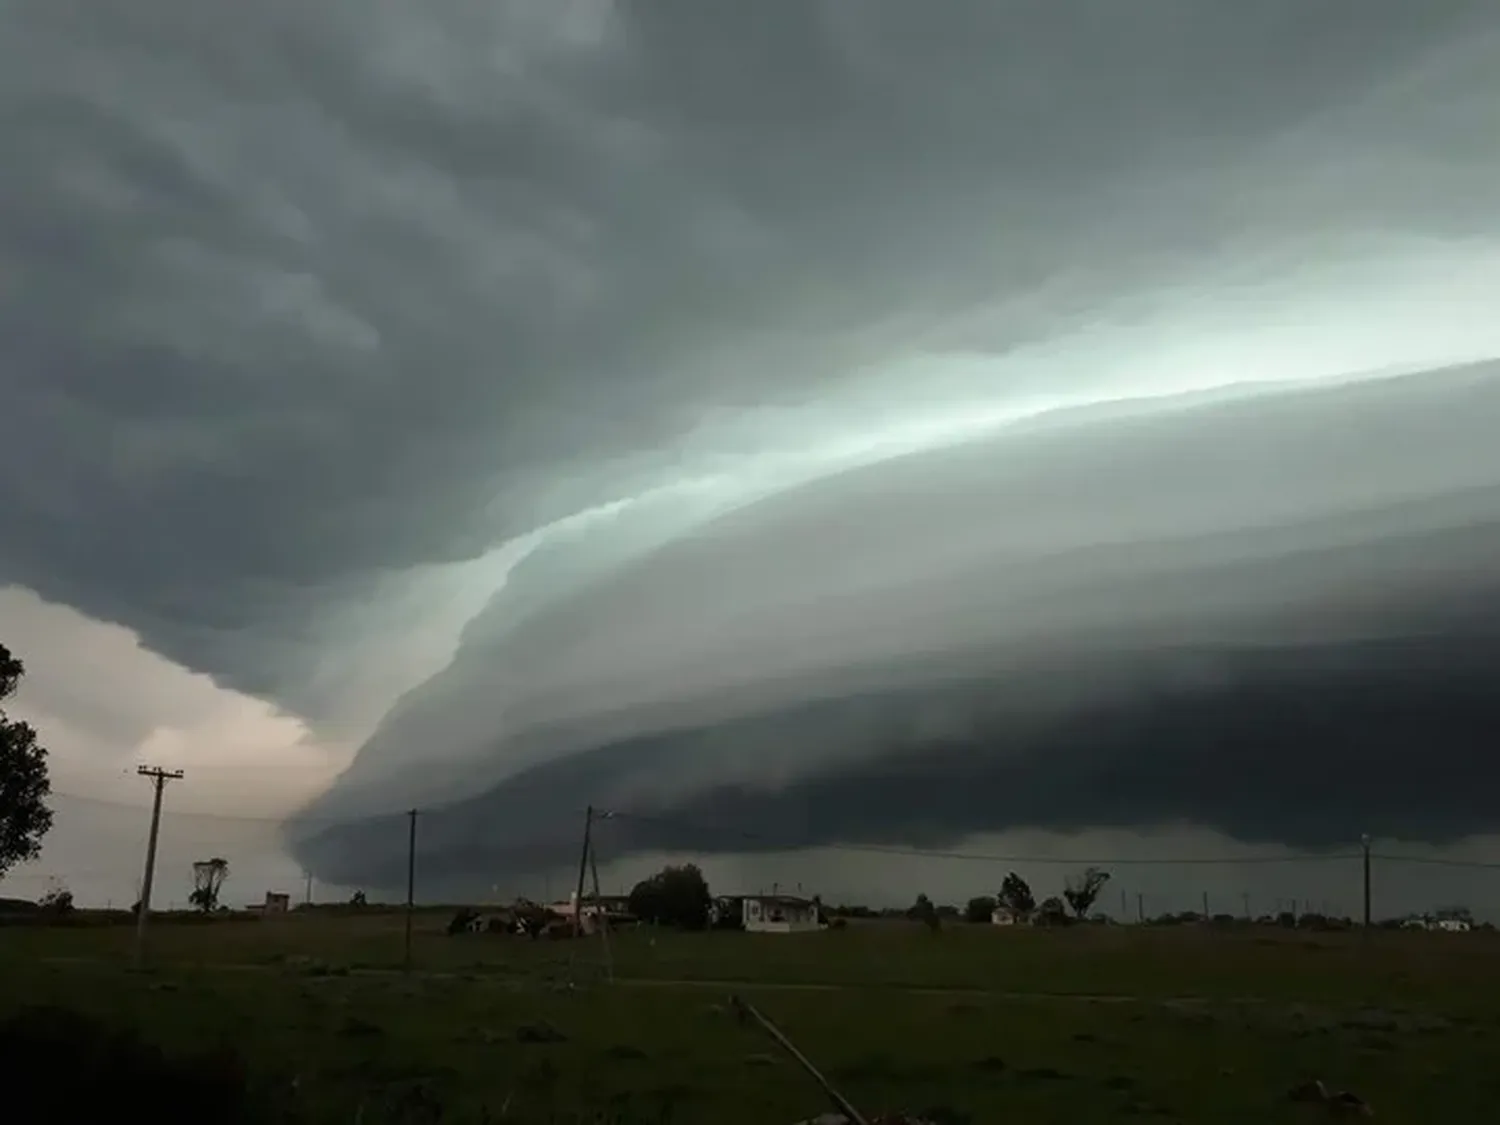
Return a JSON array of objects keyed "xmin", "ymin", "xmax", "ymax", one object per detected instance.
[
  {"xmin": 992, "ymin": 906, "xmax": 1030, "ymax": 926},
  {"xmin": 742, "ymin": 894, "xmax": 822, "ymax": 933},
  {"xmin": 1401, "ymin": 913, "xmax": 1473, "ymax": 933}
]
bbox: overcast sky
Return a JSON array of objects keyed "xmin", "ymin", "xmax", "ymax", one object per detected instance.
[{"xmin": 2, "ymin": 1, "xmax": 1499, "ymax": 911}]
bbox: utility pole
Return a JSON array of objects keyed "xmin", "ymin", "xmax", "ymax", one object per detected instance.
[
  {"xmin": 403, "ymin": 809, "xmax": 418, "ymax": 972},
  {"xmin": 1136, "ymin": 892, "xmax": 1144, "ymax": 924},
  {"xmin": 1361, "ymin": 833, "xmax": 1372, "ymax": 932},
  {"xmin": 572, "ymin": 805, "xmax": 594, "ymax": 939},
  {"xmin": 133, "ymin": 766, "xmax": 184, "ymax": 968},
  {"xmin": 1201, "ymin": 890, "xmax": 1209, "ymax": 920},
  {"xmin": 1242, "ymin": 892, "xmax": 1250, "ymax": 920},
  {"xmin": 564, "ymin": 805, "xmax": 597, "ymax": 988},
  {"xmin": 588, "ymin": 834, "xmax": 613, "ymax": 982},
  {"xmin": 1120, "ymin": 888, "xmax": 1128, "ymax": 921},
  {"xmin": 303, "ymin": 870, "xmax": 313, "ymax": 908}
]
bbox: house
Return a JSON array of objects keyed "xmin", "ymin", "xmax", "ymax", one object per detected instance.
[
  {"xmin": 742, "ymin": 894, "xmax": 822, "ymax": 933},
  {"xmin": 991, "ymin": 906, "xmax": 1030, "ymax": 926},
  {"xmin": 1401, "ymin": 911, "xmax": 1473, "ymax": 933},
  {"xmin": 246, "ymin": 891, "xmax": 290, "ymax": 917}
]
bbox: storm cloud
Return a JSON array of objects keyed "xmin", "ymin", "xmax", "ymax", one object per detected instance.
[
  {"xmin": 1, "ymin": 2, "xmax": 1498, "ymax": 889},
  {"xmin": 292, "ymin": 366, "xmax": 1500, "ymax": 884}
]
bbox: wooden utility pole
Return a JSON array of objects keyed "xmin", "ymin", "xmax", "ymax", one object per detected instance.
[
  {"xmin": 588, "ymin": 833, "xmax": 613, "ymax": 982},
  {"xmin": 133, "ymin": 766, "xmax": 184, "ymax": 968},
  {"xmin": 1242, "ymin": 892, "xmax": 1251, "ymax": 920},
  {"xmin": 1201, "ymin": 890, "xmax": 1210, "ymax": 919},
  {"xmin": 303, "ymin": 870, "xmax": 313, "ymax": 908},
  {"xmin": 403, "ymin": 809, "xmax": 418, "ymax": 972},
  {"xmin": 1136, "ymin": 892, "xmax": 1144, "ymax": 924},
  {"xmin": 572, "ymin": 805, "xmax": 594, "ymax": 939}
]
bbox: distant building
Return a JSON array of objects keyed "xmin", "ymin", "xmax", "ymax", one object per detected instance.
[
  {"xmin": 991, "ymin": 907, "xmax": 1030, "ymax": 926},
  {"xmin": 742, "ymin": 894, "xmax": 821, "ymax": 933},
  {"xmin": 1401, "ymin": 912, "xmax": 1473, "ymax": 933},
  {"xmin": 544, "ymin": 892, "xmax": 633, "ymax": 934},
  {"xmin": 245, "ymin": 892, "xmax": 291, "ymax": 916}
]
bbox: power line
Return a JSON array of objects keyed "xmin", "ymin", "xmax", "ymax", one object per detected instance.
[
  {"xmin": 42, "ymin": 788, "xmax": 1500, "ymax": 873},
  {"xmin": 1370, "ymin": 852, "xmax": 1500, "ymax": 871}
]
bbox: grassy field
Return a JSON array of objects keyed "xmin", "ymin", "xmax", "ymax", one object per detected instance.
[{"xmin": 4, "ymin": 915, "xmax": 1500, "ymax": 1123}]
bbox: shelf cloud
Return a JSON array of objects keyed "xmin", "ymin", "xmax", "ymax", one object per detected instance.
[{"xmin": 1, "ymin": 1, "xmax": 1497, "ymax": 891}]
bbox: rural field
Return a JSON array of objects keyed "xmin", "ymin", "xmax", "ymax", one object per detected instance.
[{"xmin": 3, "ymin": 914, "xmax": 1500, "ymax": 1123}]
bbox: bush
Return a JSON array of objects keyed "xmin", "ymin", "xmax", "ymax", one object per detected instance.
[
  {"xmin": 446, "ymin": 907, "xmax": 481, "ymax": 935},
  {"xmin": 1036, "ymin": 896, "xmax": 1071, "ymax": 927},
  {"xmin": 964, "ymin": 895, "xmax": 997, "ymax": 924}
]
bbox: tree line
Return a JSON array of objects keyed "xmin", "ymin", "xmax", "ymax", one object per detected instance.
[
  {"xmin": 900, "ymin": 867, "xmax": 1111, "ymax": 930},
  {"xmin": 611, "ymin": 863, "xmax": 1119, "ymax": 932}
]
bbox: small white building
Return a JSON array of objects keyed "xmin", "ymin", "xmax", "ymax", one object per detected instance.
[
  {"xmin": 743, "ymin": 894, "xmax": 821, "ymax": 933},
  {"xmin": 992, "ymin": 907, "xmax": 1030, "ymax": 926},
  {"xmin": 1401, "ymin": 913, "xmax": 1473, "ymax": 933}
]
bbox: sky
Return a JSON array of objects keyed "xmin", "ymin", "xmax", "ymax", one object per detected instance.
[{"xmin": 2, "ymin": 1, "xmax": 1500, "ymax": 915}]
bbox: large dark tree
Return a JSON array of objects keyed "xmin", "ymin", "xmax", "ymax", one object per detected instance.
[
  {"xmin": 996, "ymin": 871, "xmax": 1036, "ymax": 919},
  {"xmin": 907, "ymin": 892, "xmax": 941, "ymax": 931},
  {"xmin": 628, "ymin": 863, "xmax": 712, "ymax": 930},
  {"xmin": 0, "ymin": 644, "xmax": 52, "ymax": 879},
  {"xmin": 189, "ymin": 857, "xmax": 230, "ymax": 913},
  {"xmin": 964, "ymin": 895, "xmax": 997, "ymax": 924},
  {"xmin": 1064, "ymin": 866, "xmax": 1111, "ymax": 919},
  {"xmin": 1037, "ymin": 895, "xmax": 1070, "ymax": 926}
]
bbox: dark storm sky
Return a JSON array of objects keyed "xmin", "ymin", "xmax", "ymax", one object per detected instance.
[{"xmin": 1, "ymin": 1, "xmax": 1498, "ymax": 887}]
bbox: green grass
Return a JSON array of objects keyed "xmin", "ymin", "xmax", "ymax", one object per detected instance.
[{"xmin": 5, "ymin": 917, "xmax": 1500, "ymax": 1122}]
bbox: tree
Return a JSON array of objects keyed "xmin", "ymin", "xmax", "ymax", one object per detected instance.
[
  {"xmin": 964, "ymin": 895, "xmax": 997, "ymax": 924},
  {"xmin": 1037, "ymin": 895, "xmax": 1070, "ymax": 926},
  {"xmin": 189, "ymin": 857, "xmax": 230, "ymax": 913},
  {"xmin": 0, "ymin": 644, "xmax": 53, "ymax": 879},
  {"xmin": 907, "ymin": 893, "xmax": 941, "ymax": 931},
  {"xmin": 996, "ymin": 871, "xmax": 1035, "ymax": 921},
  {"xmin": 349, "ymin": 890, "xmax": 367, "ymax": 907},
  {"xmin": 1063, "ymin": 866, "xmax": 1110, "ymax": 919},
  {"xmin": 39, "ymin": 878, "xmax": 73, "ymax": 916},
  {"xmin": 627, "ymin": 863, "xmax": 712, "ymax": 930}
]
